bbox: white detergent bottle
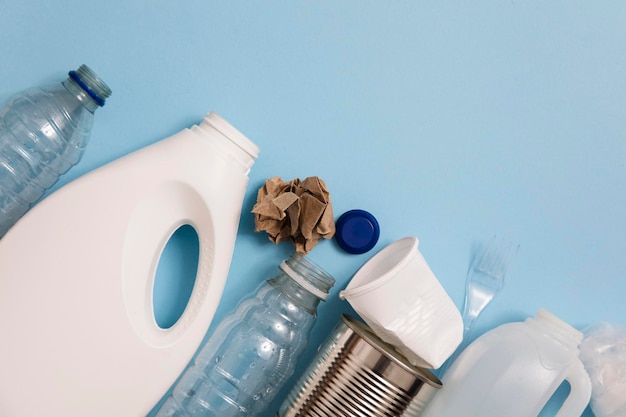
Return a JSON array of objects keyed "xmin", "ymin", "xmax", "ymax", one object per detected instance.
[
  {"xmin": 421, "ymin": 309, "xmax": 592, "ymax": 417},
  {"xmin": 0, "ymin": 112, "xmax": 259, "ymax": 417}
]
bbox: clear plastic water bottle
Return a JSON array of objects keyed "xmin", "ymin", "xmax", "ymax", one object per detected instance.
[
  {"xmin": 154, "ymin": 252, "xmax": 335, "ymax": 417},
  {"xmin": 0, "ymin": 64, "xmax": 111, "ymax": 237}
]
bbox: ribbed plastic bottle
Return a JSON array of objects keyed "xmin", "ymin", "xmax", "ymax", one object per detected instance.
[
  {"xmin": 0, "ymin": 64, "xmax": 111, "ymax": 237},
  {"xmin": 421, "ymin": 309, "xmax": 592, "ymax": 417},
  {"xmin": 154, "ymin": 253, "xmax": 336, "ymax": 417}
]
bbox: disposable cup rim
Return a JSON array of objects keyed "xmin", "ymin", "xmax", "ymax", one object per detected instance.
[{"xmin": 340, "ymin": 236, "xmax": 419, "ymax": 300}]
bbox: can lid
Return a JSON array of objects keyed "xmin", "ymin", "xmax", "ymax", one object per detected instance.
[{"xmin": 335, "ymin": 209, "xmax": 380, "ymax": 254}]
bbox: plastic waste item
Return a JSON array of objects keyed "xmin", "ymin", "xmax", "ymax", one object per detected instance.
[
  {"xmin": 154, "ymin": 252, "xmax": 335, "ymax": 417},
  {"xmin": 335, "ymin": 209, "xmax": 380, "ymax": 254},
  {"xmin": 339, "ymin": 236, "xmax": 463, "ymax": 369},
  {"xmin": 579, "ymin": 322, "xmax": 626, "ymax": 417},
  {"xmin": 421, "ymin": 309, "xmax": 593, "ymax": 417},
  {"xmin": 437, "ymin": 236, "xmax": 519, "ymax": 377},
  {"xmin": 278, "ymin": 314, "xmax": 442, "ymax": 417},
  {"xmin": 461, "ymin": 237, "xmax": 519, "ymax": 340},
  {"xmin": 0, "ymin": 64, "xmax": 111, "ymax": 238},
  {"xmin": 0, "ymin": 112, "xmax": 259, "ymax": 417}
]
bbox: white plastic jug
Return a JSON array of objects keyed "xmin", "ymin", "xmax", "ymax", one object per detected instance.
[
  {"xmin": 0, "ymin": 112, "xmax": 259, "ymax": 417},
  {"xmin": 421, "ymin": 309, "xmax": 592, "ymax": 417}
]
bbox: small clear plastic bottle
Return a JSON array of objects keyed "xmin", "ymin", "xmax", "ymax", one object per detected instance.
[
  {"xmin": 0, "ymin": 65, "xmax": 111, "ymax": 237},
  {"xmin": 154, "ymin": 252, "xmax": 335, "ymax": 417}
]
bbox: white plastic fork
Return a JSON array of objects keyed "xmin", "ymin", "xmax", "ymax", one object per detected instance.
[{"xmin": 437, "ymin": 236, "xmax": 519, "ymax": 377}]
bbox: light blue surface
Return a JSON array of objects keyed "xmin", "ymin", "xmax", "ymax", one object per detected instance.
[{"xmin": 2, "ymin": 1, "xmax": 624, "ymax": 416}]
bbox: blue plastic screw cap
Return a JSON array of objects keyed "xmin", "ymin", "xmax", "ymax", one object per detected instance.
[{"xmin": 335, "ymin": 209, "xmax": 380, "ymax": 254}]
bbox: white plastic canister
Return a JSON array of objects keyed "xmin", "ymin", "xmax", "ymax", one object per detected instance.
[
  {"xmin": 421, "ymin": 309, "xmax": 592, "ymax": 417},
  {"xmin": 0, "ymin": 112, "xmax": 259, "ymax": 417}
]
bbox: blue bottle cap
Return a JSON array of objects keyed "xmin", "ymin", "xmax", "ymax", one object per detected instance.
[{"xmin": 335, "ymin": 209, "xmax": 380, "ymax": 254}]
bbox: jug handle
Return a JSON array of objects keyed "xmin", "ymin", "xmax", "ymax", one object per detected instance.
[
  {"xmin": 554, "ymin": 360, "xmax": 592, "ymax": 417},
  {"xmin": 122, "ymin": 182, "xmax": 224, "ymax": 348}
]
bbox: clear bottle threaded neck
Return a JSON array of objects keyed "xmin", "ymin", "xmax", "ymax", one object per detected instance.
[
  {"xmin": 271, "ymin": 252, "xmax": 335, "ymax": 314},
  {"xmin": 62, "ymin": 64, "xmax": 112, "ymax": 112}
]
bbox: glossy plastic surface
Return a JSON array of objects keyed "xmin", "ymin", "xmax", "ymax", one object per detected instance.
[
  {"xmin": 154, "ymin": 254, "xmax": 334, "ymax": 417},
  {"xmin": 339, "ymin": 237, "xmax": 463, "ymax": 369},
  {"xmin": 0, "ymin": 66, "xmax": 109, "ymax": 237},
  {"xmin": 0, "ymin": 113, "xmax": 257, "ymax": 416}
]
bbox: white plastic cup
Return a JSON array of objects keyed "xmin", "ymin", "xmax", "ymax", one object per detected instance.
[{"xmin": 339, "ymin": 236, "xmax": 463, "ymax": 369}]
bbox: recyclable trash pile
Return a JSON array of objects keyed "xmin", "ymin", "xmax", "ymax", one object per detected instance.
[{"xmin": 0, "ymin": 66, "xmax": 621, "ymax": 417}]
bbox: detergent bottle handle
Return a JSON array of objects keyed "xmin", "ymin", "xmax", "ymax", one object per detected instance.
[
  {"xmin": 554, "ymin": 360, "xmax": 592, "ymax": 417},
  {"xmin": 121, "ymin": 181, "xmax": 230, "ymax": 349}
]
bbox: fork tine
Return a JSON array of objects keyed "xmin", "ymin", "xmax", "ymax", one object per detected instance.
[
  {"xmin": 498, "ymin": 240, "xmax": 518, "ymax": 277},
  {"xmin": 483, "ymin": 238, "xmax": 519, "ymax": 278},
  {"xmin": 477, "ymin": 236, "xmax": 497, "ymax": 272},
  {"xmin": 476, "ymin": 235, "xmax": 497, "ymax": 271}
]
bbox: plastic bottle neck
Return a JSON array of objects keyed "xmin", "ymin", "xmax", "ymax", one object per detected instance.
[
  {"xmin": 526, "ymin": 309, "xmax": 583, "ymax": 348},
  {"xmin": 270, "ymin": 253, "xmax": 335, "ymax": 315},
  {"xmin": 195, "ymin": 112, "xmax": 259, "ymax": 174},
  {"xmin": 62, "ymin": 65, "xmax": 111, "ymax": 113}
]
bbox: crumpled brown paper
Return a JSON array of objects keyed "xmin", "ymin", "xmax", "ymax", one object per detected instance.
[{"xmin": 252, "ymin": 176, "xmax": 335, "ymax": 254}]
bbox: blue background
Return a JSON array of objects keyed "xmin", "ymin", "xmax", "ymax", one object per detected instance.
[{"xmin": 2, "ymin": 1, "xmax": 624, "ymax": 416}]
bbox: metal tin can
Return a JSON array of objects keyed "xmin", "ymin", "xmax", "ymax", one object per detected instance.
[{"xmin": 277, "ymin": 315, "xmax": 442, "ymax": 417}]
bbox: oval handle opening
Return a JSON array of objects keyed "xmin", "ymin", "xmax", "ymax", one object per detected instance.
[{"xmin": 153, "ymin": 224, "xmax": 200, "ymax": 329}]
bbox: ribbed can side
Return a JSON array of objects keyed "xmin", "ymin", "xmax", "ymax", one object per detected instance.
[{"xmin": 277, "ymin": 315, "xmax": 441, "ymax": 417}]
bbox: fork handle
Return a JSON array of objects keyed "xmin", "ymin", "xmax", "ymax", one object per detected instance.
[{"xmin": 462, "ymin": 289, "xmax": 495, "ymax": 339}]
